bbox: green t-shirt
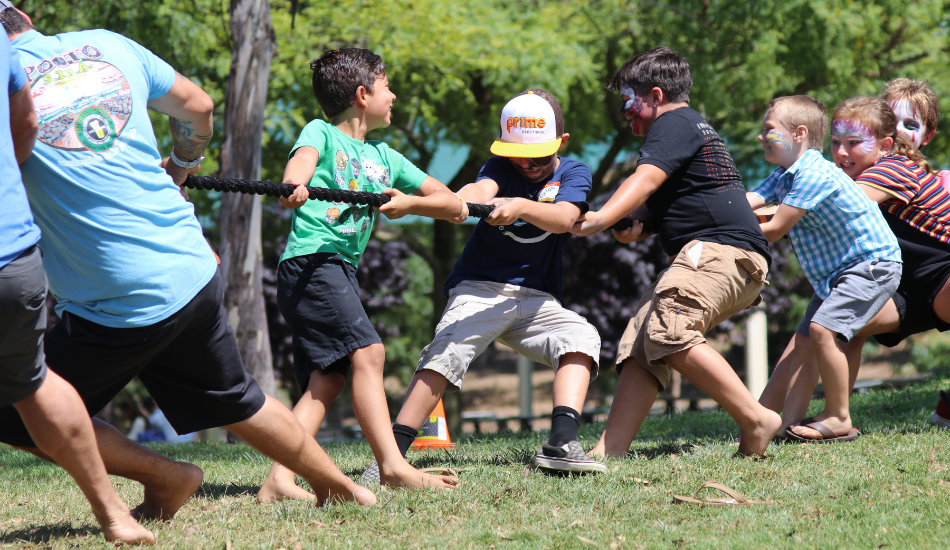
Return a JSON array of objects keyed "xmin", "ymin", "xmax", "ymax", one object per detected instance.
[{"xmin": 280, "ymin": 120, "xmax": 427, "ymax": 267}]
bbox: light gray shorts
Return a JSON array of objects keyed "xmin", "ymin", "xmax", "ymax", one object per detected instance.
[
  {"xmin": 417, "ymin": 280, "xmax": 601, "ymax": 390},
  {"xmin": 796, "ymin": 259, "xmax": 902, "ymax": 342},
  {"xmin": 0, "ymin": 246, "xmax": 48, "ymax": 407}
]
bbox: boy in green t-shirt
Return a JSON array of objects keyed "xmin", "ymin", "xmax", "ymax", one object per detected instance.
[{"xmin": 258, "ymin": 49, "xmax": 463, "ymax": 501}]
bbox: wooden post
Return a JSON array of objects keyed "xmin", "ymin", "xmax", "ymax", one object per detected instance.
[
  {"xmin": 745, "ymin": 310, "xmax": 768, "ymax": 399},
  {"xmin": 517, "ymin": 354, "xmax": 533, "ymax": 431}
]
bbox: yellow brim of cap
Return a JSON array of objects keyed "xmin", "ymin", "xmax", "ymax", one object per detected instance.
[{"xmin": 490, "ymin": 137, "xmax": 562, "ymax": 158}]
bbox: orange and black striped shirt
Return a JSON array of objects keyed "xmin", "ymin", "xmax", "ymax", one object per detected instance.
[{"xmin": 856, "ymin": 154, "xmax": 950, "ymax": 244}]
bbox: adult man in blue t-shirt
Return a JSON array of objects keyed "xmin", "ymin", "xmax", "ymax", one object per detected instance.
[
  {"xmin": 0, "ymin": 23, "xmax": 153, "ymax": 544},
  {"xmin": 366, "ymin": 90, "xmax": 607, "ymax": 478},
  {"xmin": 0, "ymin": 4, "xmax": 375, "ymax": 512}
]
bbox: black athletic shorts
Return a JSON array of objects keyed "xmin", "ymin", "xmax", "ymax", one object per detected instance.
[
  {"xmin": 0, "ymin": 246, "xmax": 48, "ymax": 407},
  {"xmin": 0, "ymin": 269, "xmax": 266, "ymax": 447},
  {"xmin": 874, "ymin": 212, "xmax": 950, "ymax": 347},
  {"xmin": 276, "ymin": 253, "xmax": 381, "ymax": 389}
]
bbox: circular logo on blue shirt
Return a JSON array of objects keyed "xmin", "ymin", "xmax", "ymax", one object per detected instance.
[
  {"xmin": 31, "ymin": 59, "xmax": 131, "ymax": 152},
  {"xmin": 75, "ymin": 106, "xmax": 116, "ymax": 152}
]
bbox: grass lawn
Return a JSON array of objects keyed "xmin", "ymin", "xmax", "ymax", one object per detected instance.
[{"xmin": 2, "ymin": 376, "xmax": 949, "ymax": 549}]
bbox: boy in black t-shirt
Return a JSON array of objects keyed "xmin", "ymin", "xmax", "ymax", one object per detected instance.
[{"xmin": 572, "ymin": 46, "xmax": 781, "ymax": 458}]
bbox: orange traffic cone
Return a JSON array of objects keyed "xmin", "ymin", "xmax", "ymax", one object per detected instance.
[{"xmin": 410, "ymin": 398, "xmax": 456, "ymax": 449}]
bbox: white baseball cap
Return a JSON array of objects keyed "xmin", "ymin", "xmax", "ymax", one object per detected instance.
[{"xmin": 490, "ymin": 91, "xmax": 561, "ymax": 158}]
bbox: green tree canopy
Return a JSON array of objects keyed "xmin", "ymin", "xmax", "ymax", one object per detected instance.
[{"xmin": 25, "ymin": 0, "xmax": 949, "ymax": 189}]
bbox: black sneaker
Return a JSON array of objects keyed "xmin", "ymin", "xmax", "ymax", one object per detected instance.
[{"xmin": 532, "ymin": 441, "xmax": 607, "ymax": 474}]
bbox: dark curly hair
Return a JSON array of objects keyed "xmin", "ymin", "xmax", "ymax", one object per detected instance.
[
  {"xmin": 608, "ymin": 46, "xmax": 691, "ymax": 104},
  {"xmin": 310, "ymin": 48, "xmax": 386, "ymax": 118}
]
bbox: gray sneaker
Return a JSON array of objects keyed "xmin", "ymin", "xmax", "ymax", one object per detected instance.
[
  {"xmin": 360, "ymin": 460, "xmax": 380, "ymax": 484},
  {"xmin": 532, "ymin": 441, "xmax": 607, "ymax": 474}
]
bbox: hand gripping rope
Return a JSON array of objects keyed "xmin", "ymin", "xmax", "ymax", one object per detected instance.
[{"xmin": 181, "ymin": 175, "xmax": 655, "ymax": 233}]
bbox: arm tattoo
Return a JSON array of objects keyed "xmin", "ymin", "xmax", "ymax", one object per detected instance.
[
  {"xmin": 169, "ymin": 117, "xmax": 210, "ymax": 160},
  {"xmin": 168, "ymin": 72, "xmax": 211, "ymax": 160}
]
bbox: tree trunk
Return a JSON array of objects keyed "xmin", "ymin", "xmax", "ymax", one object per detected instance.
[{"xmin": 218, "ymin": 0, "xmax": 277, "ymax": 398}]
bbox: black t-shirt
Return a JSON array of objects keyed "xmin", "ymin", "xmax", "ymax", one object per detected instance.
[
  {"xmin": 882, "ymin": 210, "xmax": 950, "ymax": 301},
  {"xmin": 638, "ymin": 107, "xmax": 771, "ymax": 266}
]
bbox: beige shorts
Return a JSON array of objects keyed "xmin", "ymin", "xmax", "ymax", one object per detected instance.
[
  {"xmin": 417, "ymin": 280, "xmax": 601, "ymax": 390},
  {"xmin": 616, "ymin": 240, "xmax": 768, "ymax": 391}
]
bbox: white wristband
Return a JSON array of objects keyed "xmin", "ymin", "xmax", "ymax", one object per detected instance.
[{"xmin": 170, "ymin": 149, "xmax": 205, "ymax": 170}]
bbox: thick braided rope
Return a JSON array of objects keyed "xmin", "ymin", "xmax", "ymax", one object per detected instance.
[
  {"xmin": 183, "ymin": 175, "xmax": 651, "ymax": 231},
  {"xmin": 184, "ymin": 175, "xmax": 392, "ymax": 207},
  {"xmin": 610, "ymin": 217, "xmax": 658, "ymax": 234}
]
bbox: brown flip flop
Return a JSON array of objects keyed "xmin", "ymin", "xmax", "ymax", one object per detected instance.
[
  {"xmin": 785, "ymin": 417, "xmax": 860, "ymax": 443},
  {"xmin": 673, "ymin": 481, "xmax": 774, "ymax": 506}
]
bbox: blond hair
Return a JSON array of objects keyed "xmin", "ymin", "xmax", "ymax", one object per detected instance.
[
  {"xmin": 764, "ymin": 96, "xmax": 827, "ymax": 152},
  {"xmin": 832, "ymin": 96, "xmax": 933, "ymax": 174},
  {"xmin": 880, "ymin": 78, "xmax": 940, "ymax": 135}
]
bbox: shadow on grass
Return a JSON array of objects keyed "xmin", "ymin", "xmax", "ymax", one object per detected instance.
[
  {"xmin": 626, "ymin": 442, "xmax": 696, "ymax": 459},
  {"xmin": 195, "ymin": 482, "xmax": 260, "ymax": 499},
  {"xmin": 0, "ymin": 521, "xmax": 99, "ymax": 544},
  {"xmin": 338, "ymin": 442, "xmax": 544, "ymax": 476},
  {"xmin": 0, "ymin": 452, "xmax": 46, "ymax": 468}
]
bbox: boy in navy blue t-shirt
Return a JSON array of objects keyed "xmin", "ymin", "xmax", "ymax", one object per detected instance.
[{"xmin": 365, "ymin": 89, "xmax": 607, "ymax": 476}]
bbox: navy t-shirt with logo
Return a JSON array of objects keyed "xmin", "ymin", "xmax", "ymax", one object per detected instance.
[
  {"xmin": 639, "ymin": 107, "xmax": 771, "ymax": 267},
  {"xmin": 444, "ymin": 156, "xmax": 591, "ymax": 299}
]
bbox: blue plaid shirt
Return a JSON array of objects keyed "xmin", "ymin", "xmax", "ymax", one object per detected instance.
[{"xmin": 751, "ymin": 149, "xmax": 900, "ymax": 299}]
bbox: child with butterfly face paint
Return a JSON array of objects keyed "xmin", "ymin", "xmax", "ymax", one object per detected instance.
[
  {"xmin": 577, "ymin": 47, "xmax": 778, "ymax": 459},
  {"xmin": 748, "ymin": 95, "xmax": 902, "ymax": 443},
  {"xmin": 834, "ymin": 97, "xmax": 950, "ymax": 428},
  {"xmin": 759, "ymin": 96, "xmax": 950, "ymax": 438}
]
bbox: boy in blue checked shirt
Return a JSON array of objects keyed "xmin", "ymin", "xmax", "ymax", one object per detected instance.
[{"xmin": 747, "ymin": 95, "xmax": 902, "ymax": 443}]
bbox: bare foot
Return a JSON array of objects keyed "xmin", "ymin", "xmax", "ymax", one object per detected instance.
[
  {"xmin": 96, "ymin": 509, "xmax": 155, "ymax": 545},
  {"xmin": 378, "ymin": 462, "xmax": 459, "ymax": 490},
  {"xmin": 587, "ymin": 443, "xmax": 606, "ymax": 459},
  {"xmin": 314, "ymin": 482, "xmax": 377, "ymax": 507},
  {"xmin": 351, "ymin": 485, "xmax": 377, "ymax": 506},
  {"xmin": 131, "ymin": 461, "xmax": 203, "ymax": 521},
  {"xmin": 736, "ymin": 408, "xmax": 782, "ymax": 457},
  {"xmin": 587, "ymin": 439, "xmax": 629, "ymax": 459},
  {"xmin": 788, "ymin": 413, "xmax": 852, "ymax": 440},
  {"xmin": 257, "ymin": 464, "xmax": 315, "ymax": 503}
]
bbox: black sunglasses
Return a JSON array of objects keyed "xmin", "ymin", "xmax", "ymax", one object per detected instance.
[{"xmin": 510, "ymin": 153, "xmax": 556, "ymax": 169}]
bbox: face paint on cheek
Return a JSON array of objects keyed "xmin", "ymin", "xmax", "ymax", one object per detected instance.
[
  {"xmin": 631, "ymin": 118, "xmax": 642, "ymax": 134},
  {"xmin": 890, "ymin": 99, "xmax": 924, "ymax": 148},
  {"xmin": 832, "ymin": 119, "xmax": 877, "ymax": 155},
  {"xmin": 765, "ymin": 130, "xmax": 792, "ymax": 151},
  {"xmin": 619, "ymin": 86, "xmax": 644, "ymax": 117}
]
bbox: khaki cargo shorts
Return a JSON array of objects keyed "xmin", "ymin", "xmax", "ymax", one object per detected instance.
[
  {"xmin": 616, "ymin": 240, "xmax": 768, "ymax": 391},
  {"xmin": 417, "ymin": 280, "xmax": 601, "ymax": 390}
]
